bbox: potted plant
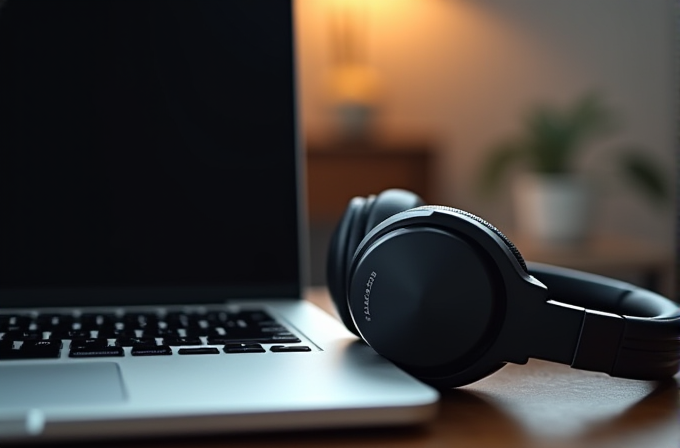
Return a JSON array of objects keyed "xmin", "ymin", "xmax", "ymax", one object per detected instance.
[{"xmin": 479, "ymin": 92, "xmax": 668, "ymax": 245}]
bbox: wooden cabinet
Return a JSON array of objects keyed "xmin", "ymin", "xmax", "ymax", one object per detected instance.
[{"xmin": 305, "ymin": 138, "xmax": 433, "ymax": 223}]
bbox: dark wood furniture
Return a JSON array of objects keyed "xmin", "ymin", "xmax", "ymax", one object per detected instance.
[{"xmin": 305, "ymin": 137, "xmax": 434, "ymax": 223}]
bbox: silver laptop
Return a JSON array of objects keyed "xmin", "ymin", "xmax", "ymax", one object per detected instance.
[{"xmin": 0, "ymin": 0, "xmax": 438, "ymax": 442}]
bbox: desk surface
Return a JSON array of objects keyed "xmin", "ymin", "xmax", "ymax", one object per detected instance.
[{"xmin": 119, "ymin": 289, "xmax": 678, "ymax": 448}]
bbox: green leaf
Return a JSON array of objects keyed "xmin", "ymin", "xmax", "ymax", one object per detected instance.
[
  {"xmin": 619, "ymin": 151, "xmax": 669, "ymax": 207},
  {"xmin": 566, "ymin": 91, "xmax": 618, "ymax": 143},
  {"xmin": 524, "ymin": 106, "xmax": 575, "ymax": 173},
  {"xmin": 478, "ymin": 141, "xmax": 526, "ymax": 197}
]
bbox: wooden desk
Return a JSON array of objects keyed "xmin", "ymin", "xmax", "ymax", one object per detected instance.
[{"xmin": 115, "ymin": 289, "xmax": 680, "ymax": 448}]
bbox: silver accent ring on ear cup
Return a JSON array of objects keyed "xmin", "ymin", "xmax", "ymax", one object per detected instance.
[{"xmin": 413, "ymin": 205, "xmax": 527, "ymax": 272}]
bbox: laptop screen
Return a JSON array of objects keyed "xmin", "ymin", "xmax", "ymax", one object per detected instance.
[{"xmin": 0, "ymin": 0, "xmax": 303, "ymax": 306}]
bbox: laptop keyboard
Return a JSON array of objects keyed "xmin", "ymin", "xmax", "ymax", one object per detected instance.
[{"xmin": 0, "ymin": 309, "xmax": 311, "ymax": 360}]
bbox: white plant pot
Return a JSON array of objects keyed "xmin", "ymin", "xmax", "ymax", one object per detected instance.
[{"xmin": 513, "ymin": 174, "xmax": 592, "ymax": 245}]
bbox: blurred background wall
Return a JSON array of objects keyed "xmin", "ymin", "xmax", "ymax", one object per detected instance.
[{"xmin": 295, "ymin": 0, "xmax": 677, "ymax": 294}]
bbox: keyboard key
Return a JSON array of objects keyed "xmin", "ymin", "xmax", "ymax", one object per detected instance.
[
  {"xmin": 43, "ymin": 322, "xmax": 77, "ymax": 334},
  {"xmin": 223, "ymin": 343, "xmax": 265, "ymax": 354},
  {"xmin": 20, "ymin": 340, "xmax": 62, "ymax": 358},
  {"xmin": 270, "ymin": 345, "xmax": 311, "ymax": 353},
  {"xmin": 49, "ymin": 329, "xmax": 92, "ymax": 340},
  {"xmin": 70, "ymin": 338, "xmax": 109, "ymax": 349},
  {"xmin": 205, "ymin": 311, "xmax": 230, "ymax": 323},
  {"xmin": 124, "ymin": 313, "xmax": 159, "ymax": 329},
  {"xmin": 80, "ymin": 322, "xmax": 118, "ymax": 334},
  {"xmin": 0, "ymin": 340, "xmax": 62, "ymax": 359},
  {"xmin": 115, "ymin": 337, "xmax": 157, "ymax": 347},
  {"xmin": 97, "ymin": 328, "xmax": 137, "ymax": 339},
  {"xmin": 36, "ymin": 313, "xmax": 75, "ymax": 330},
  {"xmin": 164, "ymin": 312, "xmax": 192, "ymax": 329},
  {"xmin": 79, "ymin": 313, "xmax": 116, "ymax": 329},
  {"xmin": 163, "ymin": 336, "xmax": 203, "ymax": 346},
  {"xmin": 206, "ymin": 335, "xmax": 232, "ymax": 345},
  {"xmin": 178, "ymin": 347, "xmax": 219, "ymax": 355},
  {"xmin": 69, "ymin": 346, "xmax": 124, "ymax": 358},
  {"xmin": 245, "ymin": 311, "xmax": 272, "ymax": 322},
  {"xmin": 269, "ymin": 334, "xmax": 301, "ymax": 343},
  {"xmin": 2, "ymin": 330, "xmax": 44, "ymax": 341},
  {"xmin": 142, "ymin": 327, "xmax": 178, "ymax": 338},
  {"xmin": 0, "ymin": 315, "xmax": 32, "ymax": 332},
  {"xmin": 184, "ymin": 327, "xmax": 210, "ymax": 337},
  {"xmin": 0, "ymin": 340, "xmax": 21, "ymax": 359},
  {"xmin": 131, "ymin": 345, "xmax": 172, "ymax": 356},
  {"xmin": 260, "ymin": 325, "xmax": 290, "ymax": 333}
]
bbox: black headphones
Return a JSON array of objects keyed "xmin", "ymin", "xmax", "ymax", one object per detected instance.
[{"xmin": 327, "ymin": 189, "xmax": 680, "ymax": 388}]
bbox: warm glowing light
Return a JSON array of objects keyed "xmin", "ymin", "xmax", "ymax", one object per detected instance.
[{"xmin": 329, "ymin": 64, "xmax": 380, "ymax": 104}]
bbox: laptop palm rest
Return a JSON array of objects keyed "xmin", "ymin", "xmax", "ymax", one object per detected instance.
[{"xmin": 0, "ymin": 362, "xmax": 126, "ymax": 409}]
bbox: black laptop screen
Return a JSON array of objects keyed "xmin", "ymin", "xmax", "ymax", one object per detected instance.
[{"xmin": 0, "ymin": 0, "xmax": 302, "ymax": 304}]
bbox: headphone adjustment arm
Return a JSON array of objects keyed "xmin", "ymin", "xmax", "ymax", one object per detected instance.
[
  {"xmin": 519, "ymin": 298, "xmax": 626, "ymax": 376},
  {"xmin": 518, "ymin": 299, "xmax": 584, "ymax": 366}
]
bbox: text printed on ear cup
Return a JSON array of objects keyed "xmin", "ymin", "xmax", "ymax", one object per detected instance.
[{"xmin": 363, "ymin": 271, "xmax": 377, "ymax": 321}]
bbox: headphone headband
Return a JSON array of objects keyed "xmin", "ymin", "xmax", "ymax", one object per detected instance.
[{"xmin": 528, "ymin": 262, "xmax": 680, "ymax": 379}]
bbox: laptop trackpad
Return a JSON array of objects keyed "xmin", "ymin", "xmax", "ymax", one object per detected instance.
[{"xmin": 0, "ymin": 362, "xmax": 126, "ymax": 409}]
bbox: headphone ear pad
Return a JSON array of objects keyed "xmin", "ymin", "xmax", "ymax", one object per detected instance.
[
  {"xmin": 326, "ymin": 197, "xmax": 369, "ymax": 336},
  {"xmin": 364, "ymin": 189, "xmax": 426, "ymax": 234},
  {"xmin": 326, "ymin": 189, "xmax": 426, "ymax": 337}
]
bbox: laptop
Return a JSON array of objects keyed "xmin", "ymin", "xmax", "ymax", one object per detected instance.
[{"xmin": 0, "ymin": 0, "xmax": 438, "ymax": 442}]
